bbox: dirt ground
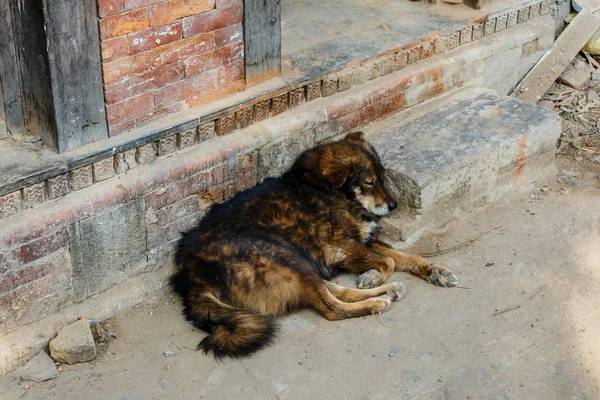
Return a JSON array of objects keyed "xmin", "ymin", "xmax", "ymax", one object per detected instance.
[{"xmin": 3, "ymin": 72, "xmax": 600, "ymax": 400}]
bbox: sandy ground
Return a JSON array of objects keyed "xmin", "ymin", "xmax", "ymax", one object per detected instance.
[{"xmin": 1, "ymin": 152, "xmax": 599, "ymax": 400}]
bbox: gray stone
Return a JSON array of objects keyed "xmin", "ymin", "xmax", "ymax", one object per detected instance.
[
  {"xmin": 49, "ymin": 319, "xmax": 96, "ymax": 364},
  {"xmin": 588, "ymin": 90, "xmax": 600, "ymax": 104},
  {"xmin": 15, "ymin": 351, "xmax": 59, "ymax": 382},
  {"xmin": 594, "ymin": 156, "xmax": 600, "ymax": 164},
  {"xmin": 365, "ymin": 87, "xmax": 560, "ymax": 244},
  {"xmin": 592, "ymin": 69, "xmax": 600, "ymax": 81},
  {"xmin": 69, "ymin": 198, "xmax": 147, "ymax": 301},
  {"xmin": 163, "ymin": 351, "xmax": 176, "ymax": 357},
  {"xmin": 558, "ymin": 59, "xmax": 590, "ymax": 90}
]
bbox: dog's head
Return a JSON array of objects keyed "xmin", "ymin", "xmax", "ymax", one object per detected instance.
[{"xmin": 286, "ymin": 132, "xmax": 397, "ymax": 216}]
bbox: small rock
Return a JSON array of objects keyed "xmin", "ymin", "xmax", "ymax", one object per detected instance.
[
  {"xmin": 538, "ymin": 100, "xmax": 555, "ymax": 110},
  {"xmin": 540, "ymin": 186, "xmax": 550, "ymax": 193},
  {"xmin": 594, "ymin": 156, "xmax": 600, "ymax": 164},
  {"xmin": 560, "ymin": 175, "xmax": 585, "ymax": 189},
  {"xmin": 592, "ymin": 68, "xmax": 600, "ymax": 82},
  {"xmin": 164, "ymin": 351, "xmax": 176, "ymax": 357},
  {"xmin": 50, "ymin": 319, "xmax": 97, "ymax": 365},
  {"xmin": 148, "ymin": 310, "xmax": 154, "ymax": 315},
  {"xmin": 23, "ymin": 384, "xmax": 30, "ymax": 390},
  {"xmin": 389, "ymin": 352, "xmax": 395, "ymax": 358},
  {"xmin": 559, "ymin": 59, "xmax": 590, "ymax": 90},
  {"xmin": 15, "ymin": 351, "xmax": 59, "ymax": 382},
  {"xmin": 485, "ymin": 262, "xmax": 494, "ymax": 267}
]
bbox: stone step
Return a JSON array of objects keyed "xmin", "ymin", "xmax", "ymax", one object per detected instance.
[{"xmin": 363, "ymin": 87, "xmax": 561, "ymax": 245}]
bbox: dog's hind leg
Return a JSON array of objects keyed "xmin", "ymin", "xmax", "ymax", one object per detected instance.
[
  {"xmin": 305, "ymin": 278, "xmax": 394, "ymax": 320},
  {"xmin": 370, "ymin": 241, "xmax": 459, "ymax": 287},
  {"xmin": 324, "ymin": 280, "xmax": 406, "ymax": 302}
]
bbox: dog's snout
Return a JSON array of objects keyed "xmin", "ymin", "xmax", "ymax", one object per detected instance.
[{"xmin": 387, "ymin": 201, "xmax": 398, "ymax": 211}]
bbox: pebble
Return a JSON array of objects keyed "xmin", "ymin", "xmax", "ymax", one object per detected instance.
[
  {"xmin": 389, "ymin": 352, "xmax": 395, "ymax": 357},
  {"xmin": 594, "ymin": 156, "xmax": 600, "ymax": 165},
  {"xmin": 24, "ymin": 384, "xmax": 30, "ymax": 390},
  {"xmin": 148, "ymin": 311, "xmax": 154, "ymax": 315},
  {"xmin": 592, "ymin": 68, "xmax": 600, "ymax": 82},
  {"xmin": 164, "ymin": 351, "xmax": 176, "ymax": 357}
]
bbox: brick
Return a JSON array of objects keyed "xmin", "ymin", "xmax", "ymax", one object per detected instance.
[
  {"xmin": 0, "ymin": 260, "xmax": 54, "ymax": 294},
  {"xmin": 184, "ymin": 41, "xmax": 243, "ymax": 77},
  {"xmin": 236, "ymin": 107, "xmax": 254, "ymax": 129},
  {"xmin": 472, "ymin": 23, "xmax": 484, "ymax": 41},
  {"xmin": 407, "ymin": 43, "xmax": 421, "ymax": 64},
  {"xmin": 183, "ymin": 3, "xmax": 243, "ymax": 38},
  {"xmin": 93, "ymin": 158, "xmax": 116, "ymax": 182},
  {"xmin": 496, "ymin": 14, "xmax": 508, "ymax": 31},
  {"xmin": 421, "ymin": 40, "xmax": 434, "ymax": 59},
  {"xmin": 447, "ymin": 31, "xmax": 460, "ymax": 50},
  {"xmin": 178, "ymin": 129, "xmax": 197, "ymax": 149},
  {"xmin": 237, "ymin": 152, "xmax": 256, "ymax": 176},
  {"xmin": 434, "ymin": 37, "xmax": 446, "ymax": 55},
  {"xmin": 214, "ymin": 23, "xmax": 242, "ymax": 48},
  {"xmin": 70, "ymin": 166, "xmax": 93, "ymax": 191},
  {"xmin": 154, "ymin": 70, "xmax": 218, "ymax": 108},
  {"xmin": 484, "ymin": 19, "xmax": 496, "ymax": 36},
  {"xmin": 209, "ymin": 163, "xmax": 229, "ymax": 185},
  {"xmin": 381, "ymin": 55, "xmax": 396, "ymax": 76},
  {"xmin": 13, "ymin": 230, "xmax": 68, "ymax": 267},
  {"xmin": 151, "ymin": 0, "xmax": 215, "ymax": 26},
  {"xmin": 0, "ymin": 191, "xmax": 23, "ymax": 219},
  {"xmin": 128, "ymin": 21, "xmax": 183, "ymax": 54},
  {"xmin": 102, "ymin": 52, "xmax": 152, "ymax": 84},
  {"xmin": 460, "ymin": 26, "xmax": 472, "ymax": 45},
  {"xmin": 135, "ymin": 102, "xmax": 186, "ymax": 127},
  {"xmin": 271, "ymin": 93, "xmax": 288, "ymax": 115},
  {"xmin": 540, "ymin": 0, "xmax": 550, "ymax": 15},
  {"xmin": 306, "ymin": 82, "xmax": 321, "ymax": 101},
  {"xmin": 110, "ymin": 120, "xmax": 136, "ymax": 136},
  {"xmin": 507, "ymin": 10, "xmax": 518, "ymax": 27},
  {"xmin": 98, "ymin": 0, "xmax": 125, "ymax": 17},
  {"xmin": 217, "ymin": 60, "xmax": 244, "ymax": 87},
  {"xmin": 115, "ymin": 149, "xmax": 137, "ymax": 174},
  {"xmin": 136, "ymin": 143, "xmax": 157, "ymax": 164},
  {"xmin": 396, "ymin": 50, "xmax": 408, "ymax": 69},
  {"xmin": 185, "ymin": 79, "xmax": 245, "ymax": 108},
  {"xmin": 150, "ymin": 32, "xmax": 215, "ymax": 69},
  {"xmin": 124, "ymin": 0, "xmax": 164, "ymax": 8},
  {"xmin": 216, "ymin": 0, "xmax": 239, "ymax": 7},
  {"xmin": 47, "ymin": 174, "xmax": 69, "ymax": 200},
  {"xmin": 23, "ymin": 183, "xmax": 46, "ymax": 208},
  {"xmin": 366, "ymin": 60, "xmax": 381, "ymax": 80},
  {"xmin": 517, "ymin": 8, "xmax": 529, "ymax": 24},
  {"xmin": 99, "ymin": 8, "xmax": 150, "ymax": 40},
  {"xmin": 529, "ymin": 4, "xmax": 539, "ymax": 19},
  {"xmin": 353, "ymin": 67, "xmax": 367, "ymax": 85},
  {"xmin": 235, "ymin": 171, "xmax": 256, "ymax": 193},
  {"xmin": 216, "ymin": 114, "xmax": 236, "ymax": 135},
  {"xmin": 254, "ymin": 100, "xmax": 270, "ymax": 121},
  {"xmin": 145, "ymin": 172, "xmax": 209, "ymax": 210},
  {"xmin": 337, "ymin": 73, "xmax": 353, "ymax": 91},
  {"xmin": 106, "ymin": 93, "xmax": 155, "ymax": 125},
  {"xmin": 198, "ymin": 121, "xmax": 216, "ymax": 142},
  {"xmin": 148, "ymin": 195, "xmax": 200, "ymax": 229},
  {"xmin": 289, "ymin": 87, "xmax": 305, "ymax": 106},
  {"xmin": 321, "ymin": 78, "xmax": 337, "ymax": 97},
  {"xmin": 100, "ymin": 36, "xmax": 129, "ymax": 63}
]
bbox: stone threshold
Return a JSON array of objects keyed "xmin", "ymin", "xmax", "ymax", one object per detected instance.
[{"xmin": 0, "ymin": 0, "xmax": 550, "ymax": 219}]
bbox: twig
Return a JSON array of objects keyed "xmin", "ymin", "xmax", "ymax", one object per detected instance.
[
  {"xmin": 481, "ymin": 347, "xmax": 488, "ymax": 356},
  {"xmin": 492, "ymin": 283, "xmax": 552, "ymax": 317},
  {"xmin": 454, "ymin": 285, "xmax": 471, "ymax": 289},
  {"xmin": 107, "ymin": 355, "xmax": 126, "ymax": 362},
  {"xmin": 421, "ymin": 224, "xmax": 501, "ymax": 257},
  {"xmin": 375, "ymin": 313, "xmax": 394, "ymax": 328}
]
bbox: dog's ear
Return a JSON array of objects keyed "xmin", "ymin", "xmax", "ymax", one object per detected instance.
[
  {"xmin": 344, "ymin": 131, "xmax": 365, "ymax": 142},
  {"xmin": 320, "ymin": 147, "xmax": 353, "ymax": 188}
]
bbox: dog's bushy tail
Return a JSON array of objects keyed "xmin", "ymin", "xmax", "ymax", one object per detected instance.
[{"xmin": 196, "ymin": 308, "xmax": 277, "ymax": 359}]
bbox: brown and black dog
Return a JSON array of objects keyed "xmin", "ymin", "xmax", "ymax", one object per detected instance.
[{"xmin": 171, "ymin": 132, "xmax": 458, "ymax": 358}]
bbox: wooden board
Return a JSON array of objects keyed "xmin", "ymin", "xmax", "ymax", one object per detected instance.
[
  {"xmin": 12, "ymin": 0, "xmax": 108, "ymax": 153},
  {"xmin": 244, "ymin": 0, "xmax": 281, "ymax": 87},
  {"xmin": 0, "ymin": 0, "xmax": 25, "ymax": 133},
  {"xmin": 514, "ymin": 9, "xmax": 600, "ymax": 103}
]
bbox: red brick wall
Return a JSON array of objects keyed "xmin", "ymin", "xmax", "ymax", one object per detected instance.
[{"xmin": 97, "ymin": 0, "xmax": 245, "ymax": 136}]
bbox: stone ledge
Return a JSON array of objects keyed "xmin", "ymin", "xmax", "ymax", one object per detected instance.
[{"xmin": 0, "ymin": 0, "xmax": 549, "ymax": 211}]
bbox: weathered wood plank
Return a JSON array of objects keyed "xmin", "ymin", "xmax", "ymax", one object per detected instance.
[
  {"xmin": 12, "ymin": 0, "xmax": 108, "ymax": 153},
  {"xmin": 0, "ymin": 0, "xmax": 25, "ymax": 132},
  {"xmin": 514, "ymin": 9, "xmax": 600, "ymax": 103},
  {"xmin": 244, "ymin": 0, "xmax": 281, "ymax": 86}
]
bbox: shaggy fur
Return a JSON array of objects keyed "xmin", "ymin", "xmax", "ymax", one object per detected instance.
[{"xmin": 170, "ymin": 132, "xmax": 458, "ymax": 358}]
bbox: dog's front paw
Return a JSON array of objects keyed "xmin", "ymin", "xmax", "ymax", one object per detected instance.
[
  {"xmin": 428, "ymin": 266, "xmax": 458, "ymax": 287},
  {"xmin": 358, "ymin": 269, "xmax": 382, "ymax": 289},
  {"xmin": 386, "ymin": 281, "xmax": 407, "ymax": 301}
]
